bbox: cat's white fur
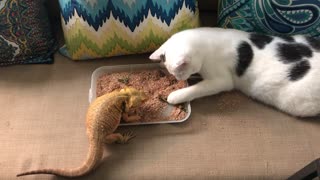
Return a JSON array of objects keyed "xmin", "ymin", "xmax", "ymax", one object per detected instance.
[{"xmin": 149, "ymin": 27, "xmax": 320, "ymax": 117}]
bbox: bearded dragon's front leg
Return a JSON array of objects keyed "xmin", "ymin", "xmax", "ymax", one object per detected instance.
[
  {"xmin": 122, "ymin": 106, "xmax": 141, "ymax": 123},
  {"xmin": 122, "ymin": 112, "xmax": 141, "ymax": 123}
]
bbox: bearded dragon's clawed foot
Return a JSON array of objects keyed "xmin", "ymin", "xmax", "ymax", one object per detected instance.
[
  {"xmin": 119, "ymin": 131, "xmax": 136, "ymax": 143},
  {"xmin": 105, "ymin": 132, "xmax": 136, "ymax": 144}
]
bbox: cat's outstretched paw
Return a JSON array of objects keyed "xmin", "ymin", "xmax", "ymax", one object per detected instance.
[{"xmin": 167, "ymin": 90, "xmax": 190, "ymax": 104}]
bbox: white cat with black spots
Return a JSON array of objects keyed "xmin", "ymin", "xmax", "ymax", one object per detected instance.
[{"xmin": 149, "ymin": 27, "xmax": 320, "ymax": 117}]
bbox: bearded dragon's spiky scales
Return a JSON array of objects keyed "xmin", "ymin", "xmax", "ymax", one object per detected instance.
[{"xmin": 17, "ymin": 88, "xmax": 147, "ymax": 178}]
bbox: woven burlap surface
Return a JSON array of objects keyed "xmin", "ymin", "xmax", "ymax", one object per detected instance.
[{"xmin": 1, "ymin": 52, "xmax": 320, "ymax": 180}]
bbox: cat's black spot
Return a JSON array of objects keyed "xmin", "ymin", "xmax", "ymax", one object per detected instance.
[
  {"xmin": 249, "ymin": 33, "xmax": 273, "ymax": 49},
  {"xmin": 277, "ymin": 43, "xmax": 313, "ymax": 64},
  {"xmin": 236, "ymin": 41, "xmax": 253, "ymax": 77},
  {"xmin": 306, "ymin": 36, "xmax": 320, "ymax": 51},
  {"xmin": 288, "ymin": 60, "xmax": 310, "ymax": 81},
  {"xmin": 279, "ymin": 36, "xmax": 295, "ymax": 42}
]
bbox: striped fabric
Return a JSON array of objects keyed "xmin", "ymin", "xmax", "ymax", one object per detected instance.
[{"xmin": 58, "ymin": 0, "xmax": 200, "ymax": 60}]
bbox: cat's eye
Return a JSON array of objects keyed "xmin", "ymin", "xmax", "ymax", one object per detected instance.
[{"xmin": 160, "ymin": 54, "xmax": 166, "ymax": 63}]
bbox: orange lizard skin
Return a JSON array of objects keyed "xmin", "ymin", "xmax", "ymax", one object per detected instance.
[{"xmin": 17, "ymin": 87, "xmax": 147, "ymax": 178}]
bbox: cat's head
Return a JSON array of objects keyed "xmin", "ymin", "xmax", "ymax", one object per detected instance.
[{"xmin": 149, "ymin": 35, "xmax": 201, "ymax": 80}]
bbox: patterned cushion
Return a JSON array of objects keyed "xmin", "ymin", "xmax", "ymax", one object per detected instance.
[
  {"xmin": 0, "ymin": 0, "xmax": 58, "ymax": 66},
  {"xmin": 217, "ymin": 0, "xmax": 320, "ymax": 38},
  {"xmin": 58, "ymin": 0, "xmax": 200, "ymax": 60}
]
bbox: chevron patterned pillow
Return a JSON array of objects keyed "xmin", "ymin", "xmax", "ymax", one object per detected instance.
[{"xmin": 58, "ymin": 0, "xmax": 200, "ymax": 60}]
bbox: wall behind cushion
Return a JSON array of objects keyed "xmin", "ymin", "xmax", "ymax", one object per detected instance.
[
  {"xmin": 198, "ymin": 0, "xmax": 218, "ymax": 11},
  {"xmin": 0, "ymin": 0, "xmax": 58, "ymax": 66},
  {"xmin": 58, "ymin": 0, "xmax": 200, "ymax": 60},
  {"xmin": 217, "ymin": 0, "xmax": 320, "ymax": 37}
]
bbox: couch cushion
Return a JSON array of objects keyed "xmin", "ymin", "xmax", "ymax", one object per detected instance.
[
  {"xmin": 0, "ymin": 0, "xmax": 58, "ymax": 66},
  {"xmin": 217, "ymin": 0, "xmax": 320, "ymax": 37},
  {"xmin": 58, "ymin": 0, "xmax": 200, "ymax": 60},
  {"xmin": 2, "ymin": 53, "xmax": 320, "ymax": 180}
]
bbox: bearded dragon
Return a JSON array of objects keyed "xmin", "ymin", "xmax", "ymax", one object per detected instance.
[{"xmin": 17, "ymin": 87, "xmax": 147, "ymax": 178}]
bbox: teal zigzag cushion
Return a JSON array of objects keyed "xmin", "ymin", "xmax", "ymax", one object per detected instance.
[
  {"xmin": 58, "ymin": 0, "xmax": 200, "ymax": 60},
  {"xmin": 0, "ymin": 0, "xmax": 58, "ymax": 66},
  {"xmin": 217, "ymin": 0, "xmax": 320, "ymax": 38}
]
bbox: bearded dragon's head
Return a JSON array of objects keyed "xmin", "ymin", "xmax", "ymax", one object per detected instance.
[{"xmin": 120, "ymin": 87, "xmax": 148, "ymax": 109}]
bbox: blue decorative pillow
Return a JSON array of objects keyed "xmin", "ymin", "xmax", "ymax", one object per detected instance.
[
  {"xmin": 0, "ymin": 0, "xmax": 58, "ymax": 66},
  {"xmin": 217, "ymin": 0, "xmax": 320, "ymax": 38},
  {"xmin": 58, "ymin": 0, "xmax": 200, "ymax": 60}
]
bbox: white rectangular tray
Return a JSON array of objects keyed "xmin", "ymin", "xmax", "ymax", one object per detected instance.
[{"xmin": 89, "ymin": 63, "xmax": 191, "ymax": 126}]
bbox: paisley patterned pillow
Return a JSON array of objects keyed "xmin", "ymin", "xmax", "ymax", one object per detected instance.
[
  {"xmin": 0, "ymin": 0, "xmax": 58, "ymax": 66},
  {"xmin": 217, "ymin": 0, "xmax": 320, "ymax": 38},
  {"xmin": 58, "ymin": 0, "xmax": 200, "ymax": 60}
]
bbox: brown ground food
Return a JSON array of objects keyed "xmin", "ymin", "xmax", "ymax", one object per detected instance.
[{"xmin": 96, "ymin": 69, "xmax": 188, "ymax": 123}]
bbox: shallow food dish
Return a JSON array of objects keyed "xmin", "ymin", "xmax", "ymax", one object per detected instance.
[{"xmin": 89, "ymin": 63, "xmax": 191, "ymax": 126}]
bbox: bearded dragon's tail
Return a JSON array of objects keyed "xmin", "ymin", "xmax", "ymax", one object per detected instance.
[{"xmin": 17, "ymin": 142, "xmax": 103, "ymax": 178}]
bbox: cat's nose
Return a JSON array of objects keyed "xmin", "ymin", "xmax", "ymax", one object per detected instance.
[
  {"xmin": 177, "ymin": 74, "xmax": 189, "ymax": 81},
  {"xmin": 176, "ymin": 76, "xmax": 184, "ymax": 81}
]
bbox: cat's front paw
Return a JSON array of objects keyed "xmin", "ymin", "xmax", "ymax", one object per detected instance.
[{"xmin": 167, "ymin": 90, "xmax": 190, "ymax": 104}]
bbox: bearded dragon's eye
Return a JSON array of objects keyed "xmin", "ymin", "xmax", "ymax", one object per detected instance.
[{"xmin": 160, "ymin": 54, "xmax": 166, "ymax": 63}]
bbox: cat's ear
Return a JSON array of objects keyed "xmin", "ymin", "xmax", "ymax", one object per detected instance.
[{"xmin": 149, "ymin": 44, "xmax": 166, "ymax": 61}]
